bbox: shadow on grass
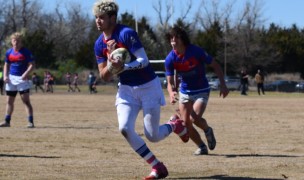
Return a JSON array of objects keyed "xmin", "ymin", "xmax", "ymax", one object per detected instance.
[
  {"xmin": 0, "ymin": 154, "xmax": 60, "ymax": 159},
  {"xmin": 208, "ymin": 153, "xmax": 301, "ymax": 158},
  {"xmin": 168, "ymin": 174, "xmax": 284, "ymax": 180}
]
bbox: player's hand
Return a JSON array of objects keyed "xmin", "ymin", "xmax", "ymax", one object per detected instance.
[
  {"xmin": 219, "ymin": 84, "xmax": 229, "ymax": 98},
  {"xmin": 170, "ymin": 91, "xmax": 178, "ymax": 104},
  {"xmin": 108, "ymin": 53, "xmax": 124, "ymax": 69},
  {"xmin": 106, "ymin": 39, "xmax": 117, "ymax": 55},
  {"xmin": 4, "ymin": 76, "xmax": 9, "ymax": 83}
]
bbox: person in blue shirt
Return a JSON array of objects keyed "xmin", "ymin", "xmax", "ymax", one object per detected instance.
[
  {"xmin": 165, "ymin": 25, "xmax": 229, "ymax": 155},
  {"xmin": 0, "ymin": 32, "xmax": 35, "ymax": 128},
  {"xmin": 87, "ymin": 71, "xmax": 97, "ymax": 94},
  {"xmin": 92, "ymin": 0, "xmax": 188, "ymax": 179}
]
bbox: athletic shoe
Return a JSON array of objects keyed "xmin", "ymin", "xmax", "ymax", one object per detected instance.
[
  {"xmin": 205, "ymin": 127, "xmax": 216, "ymax": 150},
  {"xmin": 27, "ymin": 122, "xmax": 35, "ymax": 128},
  {"xmin": 0, "ymin": 121, "xmax": 10, "ymax": 127},
  {"xmin": 144, "ymin": 162, "xmax": 168, "ymax": 180},
  {"xmin": 193, "ymin": 144, "xmax": 208, "ymax": 155},
  {"xmin": 167, "ymin": 115, "xmax": 189, "ymax": 143}
]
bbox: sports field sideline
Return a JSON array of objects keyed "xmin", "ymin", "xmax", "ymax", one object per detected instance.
[{"xmin": 0, "ymin": 85, "xmax": 303, "ymax": 179}]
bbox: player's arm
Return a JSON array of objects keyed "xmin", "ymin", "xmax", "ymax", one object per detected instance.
[
  {"xmin": 209, "ymin": 59, "xmax": 229, "ymax": 98},
  {"xmin": 22, "ymin": 62, "xmax": 34, "ymax": 80},
  {"xmin": 3, "ymin": 62, "xmax": 10, "ymax": 83},
  {"xmin": 123, "ymin": 47, "xmax": 149, "ymax": 71},
  {"xmin": 98, "ymin": 62, "xmax": 113, "ymax": 82},
  {"xmin": 167, "ymin": 75, "xmax": 178, "ymax": 104}
]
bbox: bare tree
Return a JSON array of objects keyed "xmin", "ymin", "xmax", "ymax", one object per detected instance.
[
  {"xmin": 232, "ymin": 0, "xmax": 266, "ymax": 69},
  {"xmin": 195, "ymin": 0, "xmax": 236, "ymax": 30},
  {"xmin": 153, "ymin": 0, "xmax": 192, "ymax": 28}
]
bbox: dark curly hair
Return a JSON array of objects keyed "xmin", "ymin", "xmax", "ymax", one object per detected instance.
[{"xmin": 166, "ymin": 25, "xmax": 190, "ymax": 46}]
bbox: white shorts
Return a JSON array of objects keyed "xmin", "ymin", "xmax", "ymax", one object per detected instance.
[
  {"xmin": 6, "ymin": 74, "xmax": 31, "ymax": 92},
  {"xmin": 179, "ymin": 91, "xmax": 210, "ymax": 105},
  {"xmin": 116, "ymin": 77, "xmax": 166, "ymax": 108}
]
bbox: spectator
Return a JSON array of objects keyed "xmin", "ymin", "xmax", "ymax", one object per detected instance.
[
  {"xmin": 32, "ymin": 72, "xmax": 44, "ymax": 93},
  {"xmin": 65, "ymin": 72, "xmax": 74, "ymax": 92},
  {"xmin": 255, "ymin": 69, "xmax": 265, "ymax": 95},
  {"xmin": 87, "ymin": 72, "xmax": 97, "ymax": 94},
  {"xmin": 72, "ymin": 73, "xmax": 81, "ymax": 92},
  {"xmin": 240, "ymin": 69, "xmax": 249, "ymax": 95}
]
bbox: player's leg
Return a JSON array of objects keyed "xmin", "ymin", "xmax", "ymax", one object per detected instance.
[
  {"xmin": 18, "ymin": 80, "xmax": 34, "ymax": 127},
  {"xmin": 179, "ymin": 101, "xmax": 207, "ymax": 155},
  {"xmin": 0, "ymin": 93, "xmax": 17, "ymax": 127},
  {"xmin": 20, "ymin": 89, "xmax": 34, "ymax": 128},
  {"xmin": 0, "ymin": 81, "xmax": 18, "ymax": 127},
  {"xmin": 117, "ymin": 103, "xmax": 168, "ymax": 179},
  {"xmin": 135, "ymin": 79, "xmax": 170, "ymax": 179},
  {"xmin": 192, "ymin": 93, "xmax": 216, "ymax": 151}
]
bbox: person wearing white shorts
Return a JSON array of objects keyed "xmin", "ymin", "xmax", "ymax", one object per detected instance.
[
  {"xmin": 165, "ymin": 26, "xmax": 229, "ymax": 155},
  {"xmin": 0, "ymin": 32, "xmax": 35, "ymax": 128},
  {"xmin": 92, "ymin": 1, "xmax": 189, "ymax": 179}
]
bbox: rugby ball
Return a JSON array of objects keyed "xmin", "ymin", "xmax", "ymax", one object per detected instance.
[{"xmin": 107, "ymin": 48, "xmax": 131, "ymax": 75}]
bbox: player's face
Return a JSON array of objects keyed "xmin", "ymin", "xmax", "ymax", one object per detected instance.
[
  {"xmin": 95, "ymin": 13, "xmax": 114, "ymax": 32},
  {"xmin": 170, "ymin": 36, "xmax": 184, "ymax": 53},
  {"xmin": 11, "ymin": 38, "xmax": 22, "ymax": 50}
]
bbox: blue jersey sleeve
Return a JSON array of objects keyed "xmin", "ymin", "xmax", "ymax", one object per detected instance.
[
  {"xmin": 165, "ymin": 51, "xmax": 175, "ymax": 76},
  {"xmin": 94, "ymin": 36, "xmax": 107, "ymax": 64},
  {"xmin": 120, "ymin": 28, "xmax": 143, "ymax": 54},
  {"xmin": 199, "ymin": 48, "xmax": 213, "ymax": 64}
]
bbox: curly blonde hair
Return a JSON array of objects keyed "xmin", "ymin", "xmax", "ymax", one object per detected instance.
[
  {"xmin": 10, "ymin": 32, "xmax": 23, "ymax": 40},
  {"xmin": 92, "ymin": 0, "xmax": 119, "ymax": 17}
]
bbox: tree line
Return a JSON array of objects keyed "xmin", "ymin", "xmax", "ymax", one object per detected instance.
[{"xmin": 1, "ymin": 0, "xmax": 304, "ymax": 79}]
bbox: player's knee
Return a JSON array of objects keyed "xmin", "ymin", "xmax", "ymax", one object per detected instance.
[
  {"xmin": 119, "ymin": 127, "xmax": 130, "ymax": 138},
  {"xmin": 145, "ymin": 133, "xmax": 160, "ymax": 143}
]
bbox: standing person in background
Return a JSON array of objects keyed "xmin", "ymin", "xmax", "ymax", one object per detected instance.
[
  {"xmin": 255, "ymin": 69, "xmax": 265, "ymax": 95},
  {"xmin": 32, "ymin": 72, "xmax": 44, "ymax": 93},
  {"xmin": 92, "ymin": 0, "xmax": 189, "ymax": 179},
  {"xmin": 44, "ymin": 71, "xmax": 49, "ymax": 92},
  {"xmin": 47, "ymin": 71, "xmax": 54, "ymax": 93},
  {"xmin": 240, "ymin": 69, "xmax": 249, "ymax": 95},
  {"xmin": 165, "ymin": 25, "xmax": 229, "ymax": 155},
  {"xmin": 0, "ymin": 32, "xmax": 35, "ymax": 128},
  {"xmin": 0, "ymin": 65, "xmax": 4, "ymax": 95},
  {"xmin": 72, "ymin": 73, "xmax": 81, "ymax": 92},
  {"xmin": 87, "ymin": 72, "xmax": 97, "ymax": 94},
  {"xmin": 65, "ymin": 72, "xmax": 74, "ymax": 92}
]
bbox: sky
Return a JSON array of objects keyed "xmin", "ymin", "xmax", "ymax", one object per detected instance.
[{"xmin": 41, "ymin": 0, "xmax": 304, "ymax": 28}]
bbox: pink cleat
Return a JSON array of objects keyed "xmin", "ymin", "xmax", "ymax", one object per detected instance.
[
  {"xmin": 167, "ymin": 114, "xmax": 189, "ymax": 143},
  {"xmin": 144, "ymin": 162, "xmax": 168, "ymax": 180}
]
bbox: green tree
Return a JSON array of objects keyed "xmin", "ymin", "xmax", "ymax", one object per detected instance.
[{"xmin": 22, "ymin": 30, "xmax": 56, "ymax": 68}]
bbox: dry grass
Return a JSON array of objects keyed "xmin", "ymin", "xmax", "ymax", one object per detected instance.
[{"xmin": 0, "ymin": 85, "xmax": 304, "ymax": 180}]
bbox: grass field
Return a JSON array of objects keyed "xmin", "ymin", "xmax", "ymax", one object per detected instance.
[{"xmin": 0, "ymin": 85, "xmax": 304, "ymax": 180}]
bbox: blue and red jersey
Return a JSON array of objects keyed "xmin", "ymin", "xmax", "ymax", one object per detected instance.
[
  {"xmin": 94, "ymin": 24, "xmax": 156, "ymax": 86},
  {"xmin": 165, "ymin": 44, "xmax": 213, "ymax": 95},
  {"xmin": 4, "ymin": 47, "xmax": 34, "ymax": 76}
]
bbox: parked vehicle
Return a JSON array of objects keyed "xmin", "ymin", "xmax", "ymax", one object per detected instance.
[
  {"xmin": 295, "ymin": 82, "xmax": 304, "ymax": 92},
  {"xmin": 264, "ymin": 80, "xmax": 298, "ymax": 92},
  {"xmin": 209, "ymin": 76, "xmax": 241, "ymax": 90},
  {"xmin": 155, "ymin": 71, "xmax": 167, "ymax": 89}
]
